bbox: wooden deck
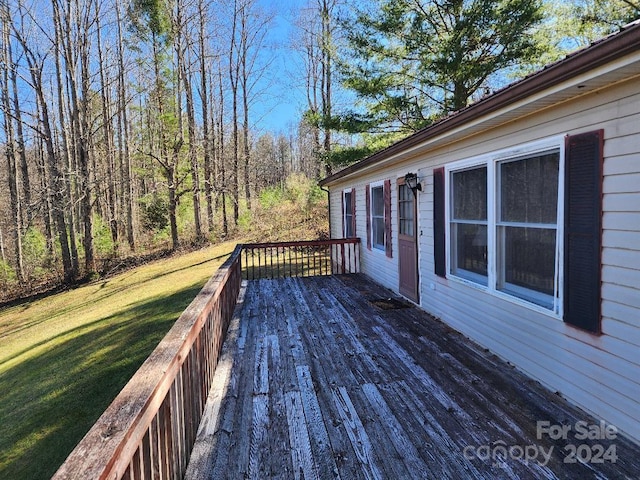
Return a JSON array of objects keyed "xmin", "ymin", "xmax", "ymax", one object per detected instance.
[{"xmin": 185, "ymin": 274, "xmax": 640, "ymax": 479}]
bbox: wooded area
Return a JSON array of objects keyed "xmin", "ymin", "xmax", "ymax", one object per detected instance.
[
  {"xmin": 0, "ymin": 0, "xmax": 334, "ymax": 289},
  {"xmin": 0, "ymin": 0, "xmax": 637, "ymax": 290}
]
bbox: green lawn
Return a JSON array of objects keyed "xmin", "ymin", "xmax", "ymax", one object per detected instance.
[{"xmin": 0, "ymin": 242, "xmax": 236, "ymax": 480}]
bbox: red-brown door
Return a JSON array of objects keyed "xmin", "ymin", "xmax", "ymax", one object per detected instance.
[{"xmin": 398, "ymin": 179, "xmax": 419, "ymax": 302}]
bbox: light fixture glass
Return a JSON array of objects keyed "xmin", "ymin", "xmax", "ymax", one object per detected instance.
[{"xmin": 404, "ymin": 172, "xmax": 422, "ymax": 193}]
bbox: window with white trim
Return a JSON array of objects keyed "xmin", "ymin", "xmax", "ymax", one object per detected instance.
[
  {"xmin": 343, "ymin": 189, "xmax": 354, "ymax": 237},
  {"xmin": 450, "ymin": 166, "xmax": 488, "ymax": 285},
  {"xmin": 496, "ymin": 151, "xmax": 559, "ymax": 309},
  {"xmin": 371, "ymin": 184, "xmax": 385, "ymax": 250},
  {"xmin": 447, "ymin": 139, "xmax": 563, "ymax": 314}
]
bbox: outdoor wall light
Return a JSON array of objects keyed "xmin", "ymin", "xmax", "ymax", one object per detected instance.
[{"xmin": 404, "ymin": 172, "xmax": 422, "ymax": 194}]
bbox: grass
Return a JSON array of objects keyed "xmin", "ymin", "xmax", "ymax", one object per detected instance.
[
  {"xmin": 0, "ymin": 241, "xmax": 237, "ymax": 480},
  {"xmin": 0, "ymin": 174, "xmax": 330, "ymax": 479}
]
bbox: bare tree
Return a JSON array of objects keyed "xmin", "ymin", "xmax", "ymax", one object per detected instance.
[
  {"xmin": 296, "ymin": 0, "xmax": 339, "ymax": 176},
  {"xmin": 115, "ymin": 0, "xmax": 136, "ymax": 251},
  {"xmin": 176, "ymin": 0, "xmax": 204, "ymax": 240},
  {"xmin": 12, "ymin": 10, "xmax": 75, "ymax": 282},
  {"xmin": 0, "ymin": 5, "xmax": 24, "ymax": 281},
  {"xmin": 198, "ymin": 0, "xmax": 214, "ymax": 232}
]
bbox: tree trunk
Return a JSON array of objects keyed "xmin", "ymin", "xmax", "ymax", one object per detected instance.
[
  {"xmin": 78, "ymin": 3, "xmax": 96, "ymax": 275},
  {"xmin": 9, "ymin": 37, "xmax": 31, "ymax": 228},
  {"xmin": 321, "ymin": 0, "xmax": 333, "ymax": 176},
  {"xmin": 96, "ymin": 11, "xmax": 119, "ymax": 254},
  {"xmin": 199, "ymin": 0, "xmax": 214, "ymax": 232},
  {"xmin": 167, "ymin": 160, "xmax": 179, "ymax": 251},
  {"xmin": 240, "ymin": 4, "xmax": 252, "ymax": 211},
  {"xmin": 116, "ymin": 0, "xmax": 135, "ymax": 251},
  {"xmin": 217, "ymin": 68, "xmax": 228, "ymax": 236},
  {"xmin": 35, "ymin": 71, "xmax": 74, "ymax": 282},
  {"xmin": 1, "ymin": 22, "xmax": 25, "ymax": 282},
  {"xmin": 51, "ymin": 0, "xmax": 78, "ymax": 277},
  {"xmin": 35, "ymin": 135, "xmax": 55, "ymax": 257},
  {"xmin": 179, "ymin": 41, "xmax": 203, "ymax": 240},
  {"xmin": 56, "ymin": 0, "xmax": 95, "ymax": 275},
  {"xmin": 229, "ymin": 0, "xmax": 240, "ymax": 226}
]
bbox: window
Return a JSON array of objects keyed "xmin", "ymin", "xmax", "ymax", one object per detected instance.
[
  {"xmin": 497, "ymin": 152, "xmax": 559, "ymax": 308},
  {"xmin": 366, "ymin": 180, "xmax": 392, "ymax": 257},
  {"xmin": 446, "ymin": 140, "xmax": 563, "ymax": 314},
  {"xmin": 450, "ymin": 166, "xmax": 488, "ymax": 285},
  {"xmin": 343, "ymin": 189, "xmax": 355, "ymax": 238},
  {"xmin": 371, "ymin": 184, "xmax": 385, "ymax": 250},
  {"xmin": 398, "ymin": 183, "xmax": 414, "ymax": 237}
]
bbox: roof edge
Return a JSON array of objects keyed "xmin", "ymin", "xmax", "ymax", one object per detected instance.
[{"xmin": 319, "ymin": 21, "xmax": 640, "ymax": 187}]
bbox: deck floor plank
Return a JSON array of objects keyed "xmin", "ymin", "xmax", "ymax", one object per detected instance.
[
  {"xmin": 186, "ymin": 275, "xmax": 640, "ymax": 479},
  {"xmin": 287, "ymin": 277, "xmax": 367, "ymax": 479}
]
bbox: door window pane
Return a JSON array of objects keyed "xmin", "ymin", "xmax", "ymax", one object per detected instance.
[{"xmin": 399, "ymin": 184, "xmax": 414, "ymax": 236}]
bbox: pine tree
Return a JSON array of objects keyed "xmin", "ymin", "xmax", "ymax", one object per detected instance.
[{"xmin": 338, "ymin": 0, "xmax": 544, "ymax": 138}]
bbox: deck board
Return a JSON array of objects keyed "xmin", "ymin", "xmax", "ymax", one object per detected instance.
[{"xmin": 186, "ymin": 275, "xmax": 640, "ymax": 479}]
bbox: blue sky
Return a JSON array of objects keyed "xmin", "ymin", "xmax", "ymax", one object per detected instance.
[{"xmin": 251, "ymin": 0, "xmax": 309, "ymax": 135}]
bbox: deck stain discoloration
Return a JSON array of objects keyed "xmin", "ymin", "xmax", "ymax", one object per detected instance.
[{"xmin": 185, "ymin": 275, "xmax": 640, "ymax": 479}]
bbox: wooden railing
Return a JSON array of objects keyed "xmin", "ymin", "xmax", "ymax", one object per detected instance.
[
  {"xmin": 241, "ymin": 238, "xmax": 361, "ymax": 280},
  {"xmin": 52, "ymin": 238, "xmax": 360, "ymax": 480},
  {"xmin": 52, "ymin": 245, "xmax": 243, "ymax": 480}
]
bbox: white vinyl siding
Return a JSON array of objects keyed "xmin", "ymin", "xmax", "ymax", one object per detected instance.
[{"xmin": 329, "ymin": 77, "xmax": 640, "ymax": 443}]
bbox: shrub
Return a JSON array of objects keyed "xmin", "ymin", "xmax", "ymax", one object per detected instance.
[
  {"xmin": 93, "ymin": 215, "xmax": 115, "ymax": 256},
  {"xmin": 0, "ymin": 259, "xmax": 17, "ymax": 286},
  {"xmin": 22, "ymin": 227, "xmax": 48, "ymax": 280},
  {"xmin": 284, "ymin": 173, "xmax": 325, "ymax": 216},
  {"xmin": 259, "ymin": 186, "xmax": 284, "ymax": 209},
  {"xmin": 139, "ymin": 194, "xmax": 169, "ymax": 232}
]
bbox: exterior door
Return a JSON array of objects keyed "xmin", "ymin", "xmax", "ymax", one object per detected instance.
[{"xmin": 398, "ymin": 179, "xmax": 419, "ymax": 302}]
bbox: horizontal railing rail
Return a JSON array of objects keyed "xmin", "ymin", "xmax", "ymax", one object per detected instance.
[
  {"xmin": 52, "ymin": 238, "xmax": 360, "ymax": 480},
  {"xmin": 241, "ymin": 238, "xmax": 361, "ymax": 280},
  {"xmin": 52, "ymin": 245, "xmax": 243, "ymax": 480}
]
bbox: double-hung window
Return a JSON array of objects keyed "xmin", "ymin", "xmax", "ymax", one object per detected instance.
[
  {"xmin": 497, "ymin": 151, "xmax": 559, "ymax": 309},
  {"xmin": 446, "ymin": 139, "xmax": 563, "ymax": 314},
  {"xmin": 371, "ymin": 184, "xmax": 385, "ymax": 250},
  {"xmin": 450, "ymin": 166, "xmax": 488, "ymax": 285},
  {"xmin": 343, "ymin": 189, "xmax": 355, "ymax": 238}
]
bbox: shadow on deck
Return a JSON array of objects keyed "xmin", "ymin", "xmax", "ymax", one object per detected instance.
[{"xmin": 185, "ymin": 274, "xmax": 640, "ymax": 479}]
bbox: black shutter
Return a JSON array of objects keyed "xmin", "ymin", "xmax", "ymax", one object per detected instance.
[
  {"xmin": 433, "ymin": 167, "xmax": 446, "ymax": 277},
  {"xmin": 564, "ymin": 130, "xmax": 603, "ymax": 333}
]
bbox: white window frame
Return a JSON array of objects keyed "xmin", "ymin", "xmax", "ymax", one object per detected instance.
[
  {"xmin": 369, "ymin": 180, "xmax": 385, "ymax": 252},
  {"xmin": 449, "ymin": 162, "xmax": 489, "ymax": 286},
  {"xmin": 343, "ymin": 189, "xmax": 354, "ymax": 238},
  {"xmin": 445, "ymin": 136, "xmax": 565, "ymax": 318}
]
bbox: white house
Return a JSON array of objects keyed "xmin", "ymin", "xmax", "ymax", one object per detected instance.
[{"xmin": 319, "ymin": 21, "xmax": 640, "ymax": 445}]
